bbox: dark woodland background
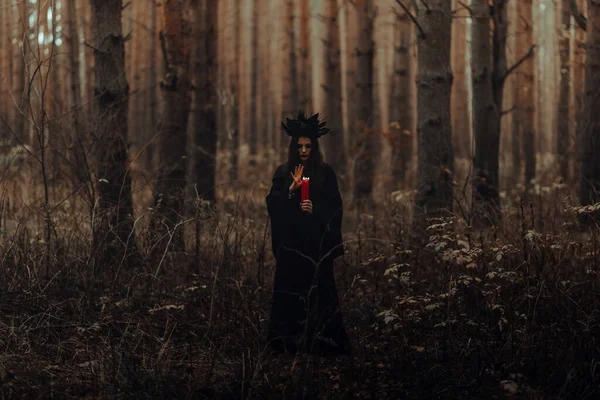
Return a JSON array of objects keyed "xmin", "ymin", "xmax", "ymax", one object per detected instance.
[{"xmin": 0, "ymin": 0, "xmax": 600, "ymax": 398}]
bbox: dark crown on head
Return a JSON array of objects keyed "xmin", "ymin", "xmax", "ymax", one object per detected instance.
[{"xmin": 281, "ymin": 110, "xmax": 329, "ymax": 139}]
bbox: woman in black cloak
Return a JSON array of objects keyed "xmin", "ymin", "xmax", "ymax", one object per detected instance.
[{"xmin": 266, "ymin": 111, "xmax": 351, "ymax": 356}]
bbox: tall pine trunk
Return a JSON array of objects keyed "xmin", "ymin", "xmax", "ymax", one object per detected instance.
[
  {"xmin": 389, "ymin": 8, "xmax": 414, "ymax": 189},
  {"xmin": 572, "ymin": 0, "xmax": 587, "ymax": 183},
  {"xmin": 298, "ymin": 0, "xmax": 312, "ymax": 111},
  {"xmin": 451, "ymin": 0, "xmax": 471, "ymax": 161},
  {"xmin": 146, "ymin": 0, "xmax": 158, "ymax": 171},
  {"xmin": 322, "ymin": 0, "xmax": 345, "ymax": 187},
  {"xmin": 352, "ymin": 0, "xmax": 375, "ymax": 205},
  {"xmin": 1, "ymin": 0, "xmax": 11, "ymax": 124},
  {"xmin": 153, "ymin": 0, "xmax": 192, "ymax": 251},
  {"xmin": 66, "ymin": 0, "xmax": 82, "ymax": 135},
  {"xmin": 229, "ymin": 0, "xmax": 241, "ymax": 183},
  {"xmin": 65, "ymin": 0, "xmax": 93, "ymax": 204},
  {"xmin": 579, "ymin": 0, "xmax": 600, "ymax": 205},
  {"xmin": 12, "ymin": 0, "xmax": 28, "ymax": 145},
  {"xmin": 471, "ymin": 0, "xmax": 507, "ymax": 224},
  {"xmin": 188, "ymin": 0, "xmax": 218, "ymax": 203},
  {"xmin": 82, "ymin": 1, "xmax": 95, "ymax": 123},
  {"xmin": 90, "ymin": 0, "xmax": 137, "ymax": 265},
  {"xmin": 249, "ymin": 0, "xmax": 259, "ymax": 160},
  {"xmin": 414, "ymin": 0, "xmax": 454, "ymax": 228},
  {"xmin": 281, "ymin": 0, "xmax": 299, "ymax": 152},
  {"xmin": 517, "ymin": 0, "xmax": 536, "ymax": 186},
  {"xmin": 557, "ymin": 0, "xmax": 571, "ymax": 182}
]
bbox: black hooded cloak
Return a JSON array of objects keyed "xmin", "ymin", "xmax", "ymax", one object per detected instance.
[{"xmin": 265, "ymin": 162, "xmax": 350, "ymax": 356}]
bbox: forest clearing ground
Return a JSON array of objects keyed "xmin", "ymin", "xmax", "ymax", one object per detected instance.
[{"xmin": 0, "ymin": 168, "xmax": 599, "ymax": 398}]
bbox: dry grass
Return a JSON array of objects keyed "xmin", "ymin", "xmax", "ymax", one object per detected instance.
[{"xmin": 0, "ymin": 157, "xmax": 599, "ymax": 399}]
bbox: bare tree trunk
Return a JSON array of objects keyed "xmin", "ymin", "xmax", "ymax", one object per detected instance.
[
  {"xmin": 48, "ymin": 1, "xmax": 62, "ymax": 118},
  {"xmin": 0, "ymin": 0, "xmax": 9, "ymax": 123},
  {"xmin": 65, "ymin": 0, "xmax": 96, "ymax": 209},
  {"xmin": 65, "ymin": 0, "xmax": 92, "ymax": 203},
  {"xmin": 188, "ymin": 0, "xmax": 218, "ymax": 203},
  {"xmin": 48, "ymin": 0, "xmax": 62, "ymax": 195},
  {"xmin": 128, "ymin": 1, "xmax": 142, "ymax": 168},
  {"xmin": 322, "ymin": 0, "xmax": 345, "ymax": 187},
  {"xmin": 471, "ymin": 0, "xmax": 507, "ymax": 224},
  {"xmin": 261, "ymin": 5, "xmax": 274, "ymax": 164},
  {"xmin": 82, "ymin": 0, "xmax": 95, "ymax": 122},
  {"xmin": 517, "ymin": 0, "xmax": 536, "ymax": 186},
  {"xmin": 389, "ymin": 7, "xmax": 414, "ymax": 189},
  {"xmin": 147, "ymin": 0, "xmax": 158, "ymax": 171},
  {"xmin": 558, "ymin": 0, "xmax": 571, "ymax": 182},
  {"xmin": 509, "ymin": 0, "xmax": 521, "ymax": 186},
  {"xmin": 352, "ymin": 0, "xmax": 375, "ymax": 205},
  {"xmin": 579, "ymin": 0, "xmax": 600, "ymax": 205},
  {"xmin": 281, "ymin": 0, "xmax": 299, "ymax": 153},
  {"xmin": 298, "ymin": 0, "xmax": 312, "ymax": 111},
  {"xmin": 344, "ymin": 3, "xmax": 358, "ymax": 160},
  {"xmin": 451, "ymin": 1, "xmax": 471, "ymax": 160},
  {"xmin": 249, "ymin": 0, "xmax": 259, "ymax": 160},
  {"xmin": 572, "ymin": 0, "xmax": 587, "ymax": 183},
  {"xmin": 413, "ymin": 0, "xmax": 454, "ymax": 228},
  {"xmin": 89, "ymin": 0, "xmax": 137, "ymax": 266},
  {"xmin": 66, "ymin": 0, "xmax": 82, "ymax": 135},
  {"xmin": 12, "ymin": 0, "xmax": 28, "ymax": 145},
  {"xmin": 490, "ymin": 0, "xmax": 508, "ymax": 182},
  {"xmin": 153, "ymin": 0, "xmax": 192, "ymax": 251},
  {"xmin": 229, "ymin": 0, "xmax": 241, "ymax": 183}
]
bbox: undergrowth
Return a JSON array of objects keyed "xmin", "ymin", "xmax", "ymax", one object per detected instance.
[{"xmin": 0, "ymin": 167, "xmax": 599, "ymax": 399}]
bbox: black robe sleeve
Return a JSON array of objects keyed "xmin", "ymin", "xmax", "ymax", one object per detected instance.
[
  {"xmin": 266, "ymin": 164, "xmax": 294, "ymax": 260},
  {"xmin": 315, "ymin": 164, "xmax": 344, "ymax": 261}
]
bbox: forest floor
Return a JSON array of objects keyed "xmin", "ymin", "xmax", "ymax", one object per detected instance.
[{"xmin": 0, "ymin": 178, "xmax": 599, "ymax": 399}]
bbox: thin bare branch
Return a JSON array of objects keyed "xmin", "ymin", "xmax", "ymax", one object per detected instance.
[
  {"xmin": 570, "ymin": 0, "xmax": 587, "ymax": 31},
  {"xmin": 457, "ymin": 1, "xmax": 472, "ymax": 17},
  {"xmin": 500, "ymin": 105, "xmax": 517, "ymax": 117},
  {"xmin": 395, "ymin": 0, "xmax": 426, "ymax": 39},
  {"xmin": 503, "ymin": 44, "xmax": 536, "ymax": 81}
]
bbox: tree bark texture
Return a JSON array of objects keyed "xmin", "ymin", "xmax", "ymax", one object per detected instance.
[
  {"xmin": 1, "ymin": 0, "xmax": 11, "ymax": 123},
  {"xmin": 249, "ymin": 0, "xmax": 259, "ymax": 158},
  {"xmin": 579, "ymin": 0, "xmax": 600, "ymax": 205},
  {"xmin": 471, "ymin": 0, "xmax": 507, "ymax": 224},
  {"xmin": 229, "ymin": 0, "xmax": 241, "ymax": 183},
  {"xmin": 414, "ymin": 0, "xmax": 454, "ymax": 226},
  {"xmin": 148, "ymin": 1, "xmax": 159, "ymax": 170},
  {"xmin": 82, "ymin": 1, "xmax": 95, "ymax": 122},
  {"xmin": 89, "ymin": 0, "xmax": 137, "ymax": 265},
  {"xmin": 558, "ymin": 0, "xmax": 572, "ymax": 182},
  {"xmin": 188, "ymin": 0, "xmax": 218, "ymax": 203},
  {"xmin": 322, "ymin": 0, "xmax": 346, "ymax": 188},
  {"xmin": 517, "ymin": 0, "xmax": 536, "ymax": 186},
  {"xmin": 298, "ymin": 0, "xmax": 312, "ymax": 111},
  {"xmin": 389, "ymin": 8, "xmax": 414, "ymax": 188},
  {"xmin": 280, "ymin": 0, "xmax": 299, "ymax": 157},
  {"xmin": 572, "ymin": 0, "xmax": 587, "ymax": 183},
  {"xmin": 65, "ymin": 0, "xmax": 93, "ymax": 203},
  {"xmin": 66, "ymin": 0, "xmax": 83, "ymax": 133},
  {"xmin": 352, "ymin": 0, "xmax": 376, "ymax": 204},
  {"xmin": 451, "ymin": 2, "xmax": 470, "ymax": 160},
  {"xmin": 12, "ymin": 0, "xmax": 28, "ymax": 145},
  {"xmin": 153, "ymin": 0, "xmax": 192, "ymax": 250}
]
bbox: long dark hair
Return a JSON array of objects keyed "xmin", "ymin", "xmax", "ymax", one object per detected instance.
[{"xmin": 286, "ymin": 136, "xmax": 324, "ymax": 190}]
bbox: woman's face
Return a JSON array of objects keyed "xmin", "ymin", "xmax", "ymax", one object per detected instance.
[{"xmin": 297, "ymin": 137, "xmax": 312, "ymax": 162}]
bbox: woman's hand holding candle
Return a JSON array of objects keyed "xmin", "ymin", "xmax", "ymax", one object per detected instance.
[{"xmin": 300, "ymin": 200, "xmax": 312, "ymax": 214}]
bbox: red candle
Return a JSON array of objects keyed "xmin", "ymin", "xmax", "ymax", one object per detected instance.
[{"xmin": 301, "ymin": 177, "xmax": 310, "ymax": 201}]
